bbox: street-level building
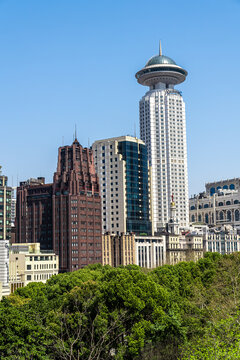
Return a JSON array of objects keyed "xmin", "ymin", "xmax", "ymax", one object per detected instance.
[
  {"xmin": 136, "ymin": 44, "xmax": 189, "ymax": 230},
  {"xmin": 102, "ymin": 232, "xmax": 165, "ymax": 269},
  {"xmin": 93, "ymin": 136, "xmax": 152, "ymax": 235},
  {"xmin": 9, "ymin": 242, "xmax": 58, "ymax": 292},
  {"xmin": 164, "ymin": 200, "xmax": 203, "ymax": 265},
  {"xmin": 102, "ymin": 233, "xmax": 135, "ymax": 266},
  {"xmin": 135, "ymin": 235, "xmax": 166, "ymax": 268}
]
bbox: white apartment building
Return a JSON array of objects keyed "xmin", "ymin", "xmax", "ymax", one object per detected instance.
[
  {"xmin": 136, "ymin": 44, "xmax": 189, "ymax": 230},
  {"xmin": 92, "ymin": 136, "xmax": 152, "ymax": 235},
  {"xmin": 9, "ymin": 243, "xmax": 59, "ymax": 292}
]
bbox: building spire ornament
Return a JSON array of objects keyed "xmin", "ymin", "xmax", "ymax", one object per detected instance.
[{"xmin": 159, "ymin": 40, "xmax": 162, "ymax": 56}]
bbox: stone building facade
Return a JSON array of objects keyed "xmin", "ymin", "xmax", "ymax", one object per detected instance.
[{"xmin": 189, "ymin": 178, "xmax": 240, "ymax": 227}]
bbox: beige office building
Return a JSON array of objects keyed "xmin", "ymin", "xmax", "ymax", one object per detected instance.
[{"xmin": 9, "ymin": 243, "xmax": 59, "ymax": 292}]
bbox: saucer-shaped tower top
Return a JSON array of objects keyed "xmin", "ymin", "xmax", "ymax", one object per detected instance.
[{"xmin": 135, "ymin": 42, "xmax": 187, "ymax": 87}]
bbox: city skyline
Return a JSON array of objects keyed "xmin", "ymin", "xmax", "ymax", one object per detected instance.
[{"xmin": 0, "ymin": 0, "xmax": 240, "ymax": 195}]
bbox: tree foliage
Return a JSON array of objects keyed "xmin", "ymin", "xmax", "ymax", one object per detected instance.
[{"xmin": 0, "ymin": 253, "xmax": 240, "ymax": 359}]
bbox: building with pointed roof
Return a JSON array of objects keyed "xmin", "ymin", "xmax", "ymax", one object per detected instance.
[{"xmin": 136, "ymin": 43, "xmax": 189, "ymax": 231}]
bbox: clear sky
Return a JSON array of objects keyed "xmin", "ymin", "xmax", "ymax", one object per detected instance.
[{"xmin": 0, "ymin": 0, "xmax": 240, "ymax": 196}]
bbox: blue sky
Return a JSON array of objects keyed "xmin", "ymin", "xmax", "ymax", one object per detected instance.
[{"xmin": 0, "ymin": 0, "xmax": 240, "ymax": 195}]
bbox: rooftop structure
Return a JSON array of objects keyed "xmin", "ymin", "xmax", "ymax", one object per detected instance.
[{"xmin": 136, "ymin": 41, "xmax": 187, "ymax": 88}]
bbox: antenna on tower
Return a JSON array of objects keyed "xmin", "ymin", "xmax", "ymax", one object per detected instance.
[
  {"xmin": 75, "ymin": 124, "xmax": 77, "ymax": 140},
  {"xmin": 159, "ymin": 40, "xmax": 162, "ymax": 56}
]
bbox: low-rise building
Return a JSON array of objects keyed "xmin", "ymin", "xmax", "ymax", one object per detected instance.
[
  {"xmin": 189, "ymin": 178, "xmax": 240, "ymax": 227},
  {"xmin": 102, "ymin": 233, "xmax": 135, "ymax": 266},
  {"xmin": 9, "ymin": 243, "xmax": 59, "ymax": 292},
  {"xmin": 135, "ymin": 235, "xmax": 166, "ymax": 268},
  {"xmin": 102, "ymin": 233, "xmax": 166, "ymax": 268},
  {"xmin": 203, "ymin": 226, "xmax": 240, "ymax": 255}
]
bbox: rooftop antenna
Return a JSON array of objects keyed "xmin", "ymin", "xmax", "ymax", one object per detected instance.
[
  {"xmin": 159, "ymin": 40, "xmax": 162, "ymax": 56},
  {"xmin": 75, "ymin": 123, "xmax": 77, "ymax": 140}
]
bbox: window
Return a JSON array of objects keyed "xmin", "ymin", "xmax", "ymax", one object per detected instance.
[
  {"xmin": 27, "ymin": 265, "xmax": 31, "ymax": 270},
  {"xmin": 27, "ymin": 275, "xmax": 31, "ymax": 281}
]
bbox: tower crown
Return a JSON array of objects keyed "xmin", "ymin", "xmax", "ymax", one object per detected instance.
[
  {"xmin": 135, "ymin": 44, "xmax": 187, "ymax": 87},
  {"xmin": 146, "ymin": 55, "xmax": 176, "ymax": 66}
]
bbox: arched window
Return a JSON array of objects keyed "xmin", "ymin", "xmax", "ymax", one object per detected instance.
[
  {"xmin": 198, "ymin": 214, "xmax": 202, "ymax": 222},
  {"xmin": 220, "ymin": 211, "xmax": 224, "ymax": 220},
  {"xmin": 235, "ymin": 210, "xmax": 239, "ymax": 221},
  {"xmin": 205, "ymin": 214, "xmax": 209, "ymax": 224},
  {"xmin": 226, "ymin": 201, "xmax": 231, "ymax": 205},
  {"xmin": 227, "ymin": 210, "xmax": 231, "ymax": 222},
  {"xmin": 190, "ymin": 206, "xmax": 195, "ymax": 210},
  {"xmin": 204, "ymin": 204, "xmax": 209, "ymax": 208},
  {"xmin": 210, "ymin": 187, "xmax": 215, "ymax": 196},
  {"xmin": 223, "ymin": 185, "xmax": 228, "ymax": 190},
  {"xmin": 217, "ymin": 186, "xmax": 222, "ymax": 190},
  {"xmin": 191, "ymin": 215, "xmax": 195, "ymax": 222},
  {"xmin": 218, "ymin": 202, "xmax": 223, "ymax": 206},
  {"xmin": 230, "ymin": 184, "xmax": 235, "ymax": 190},
  {"xmin": 212, "ymin": 213, "xmax": 214, "ymax": 223},
  {"xmin": 199, "ymin": 205, "xmax": 202, "ymax": 209},
  {"xmin": 234, "ymin": 200, "xmax": 239, "ymax": 204}
]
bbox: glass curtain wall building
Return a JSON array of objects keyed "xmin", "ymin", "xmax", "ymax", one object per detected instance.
[
  {"xmin": 92, "ymin": 136, "xmax": 152, "ymax": 235},
  {"xmin": 118, "ymin": 140, "xmax": 151, "ymax": 234}
]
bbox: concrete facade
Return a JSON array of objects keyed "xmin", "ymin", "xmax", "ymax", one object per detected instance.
[
  {"xmin": 136, "ymin": 46, "xmax": 189, "ymax": 230},
  {"xmin": 189, "ymin": 178, "xmax": 240, "ymax": 227},
  {"xmin": 9, "ymin": 243, "xmax": 58, "ymax": 292}
]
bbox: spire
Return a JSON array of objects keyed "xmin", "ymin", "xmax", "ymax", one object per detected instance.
[
  {"xmin": 159, "ymin": 40, "xmax": 162, "ymax": 56},
  {"xmin": 75, "ymin": 124, "xmax": 77, "ymax": 141}
]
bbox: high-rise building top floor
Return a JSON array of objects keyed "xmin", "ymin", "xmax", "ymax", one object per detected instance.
[{"xmin": 135, "ymin": 42, "xmax": 187, "ymax": 88}]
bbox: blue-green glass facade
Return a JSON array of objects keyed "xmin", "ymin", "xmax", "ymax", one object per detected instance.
[{"xmin": 118, "ymin": 141, "xmax": 151, "ymax": 235}]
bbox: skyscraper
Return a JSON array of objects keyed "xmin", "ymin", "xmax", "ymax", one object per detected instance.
[
  {"xmin": 0, "ymin": 166, "xmax": 12, "ymax": 241},
  {"xmin": 136, "ymin": 44, "xmax": 189, "ymax": 230},
  {"xmin": 16, "ymin": 139, "xmax": 102, "ymax": 272},
  {"xmin": 92, "ymin": 136, "xmax": 152, "ymax": 235},
  {"xmin": 53, "ymin": 139, "xmax": 102, "ymax": 272}
]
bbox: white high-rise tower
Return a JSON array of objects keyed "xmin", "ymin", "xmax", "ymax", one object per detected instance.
[{"xmin": 136, "ymin": 43, "xmax": 189, "ymax": 230}]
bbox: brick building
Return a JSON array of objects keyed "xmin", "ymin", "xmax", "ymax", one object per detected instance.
[{"xmin": 16, "ymin": 139, "xmax": 102, "ymax": 272}]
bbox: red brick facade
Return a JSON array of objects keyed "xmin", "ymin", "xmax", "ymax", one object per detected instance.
[{"xmin": 16, "ymin": 140, "xmax": 102, "ymax": 272}]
